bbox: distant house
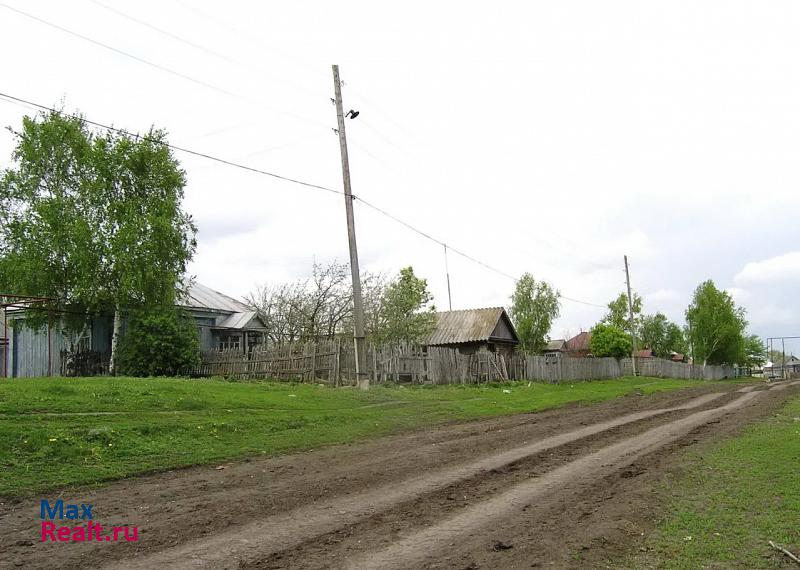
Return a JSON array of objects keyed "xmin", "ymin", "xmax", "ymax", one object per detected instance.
[
  {"xmin": 764, "ymin": 355, "xmax": 800, "ymax": 379},
  {"xmin": 423, "ymin": 307, "xmax": 519, "ymax": 358},
  {"xmin": 543, "ymin": 339, "xmax": 567, "ymax": 357},
  {"xmin": 565, "ymin": 331, "xmax": 592, "ymax": 357},
  {"xmin": 3, "ymin": 282, "xmax": 266, "ymax": 378},
  {"xmin": 636, "ymin": 348, "xmax": 654, "ymax": 359},
  {"xmin": 670, "ymin": 352, "xmax": 686, "ymax": 363}
]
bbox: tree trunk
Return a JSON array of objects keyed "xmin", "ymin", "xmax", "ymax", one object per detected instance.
[{"xmin": 109, "ymin": 305, "xmax": 122, "ymax": 376}]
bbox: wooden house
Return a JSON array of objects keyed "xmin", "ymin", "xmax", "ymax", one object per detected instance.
[
  {"xmin": 3, "ymin": 282, "xmax": 266, "ymax": 378},
  {"xmin": 423, "ymin": 307, "xmax": 519, "ymax": 358}
]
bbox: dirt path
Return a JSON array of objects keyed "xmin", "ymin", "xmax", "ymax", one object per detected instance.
[{"xmin": 1, "ymin": 380, "xmax": 797, "ymax": 569}]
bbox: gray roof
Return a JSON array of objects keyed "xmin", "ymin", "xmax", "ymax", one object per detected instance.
[
  {"xmin": 180, "ymin": 282, "xmax": 251, "ymax": 314},
  {"xmin": 544, "ymin": 339, "xmax": 566, "ymax": 351},
  {"xmin": 216, "ymin": 311, "xmax": 264, "ymax": 330},
  {"xmin": 424, "ymin": 307, "xmax": 518, "ymax": 346}
]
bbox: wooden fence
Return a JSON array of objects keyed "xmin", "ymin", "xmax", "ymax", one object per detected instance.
[{"xmin": 192, "ymin": 343, "xmax": 736, "ymax": 385}]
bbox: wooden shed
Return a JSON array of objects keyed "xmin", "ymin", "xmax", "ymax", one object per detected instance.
[{"xmin": 423, "ymin": 307, "xmax": 519, "ymax": 358}]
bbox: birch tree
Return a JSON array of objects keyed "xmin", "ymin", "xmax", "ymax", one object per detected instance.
[
  {"xmin": 685, "ymin": 280, "xmax": 746, "ymax": 366},
  {"xmin": 509, "ymin": 273, "xmax": 560, "ymax": 353},
  {"xmin": 93, "ymin": 129, "xmax": 196, "ymax": 374}
]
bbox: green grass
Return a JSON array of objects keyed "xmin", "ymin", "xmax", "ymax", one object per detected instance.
[
  {"xmin": 0, "ymin": 375, "xmax": 717, "ymax": 497},
  {"xmin": 629, "ymin": 394, "xmax": 800, "ymax": 569}
]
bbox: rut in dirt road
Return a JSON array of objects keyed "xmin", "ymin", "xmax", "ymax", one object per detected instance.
[
  {"xmin": 344, "ymin": 386, "xmax": 783, "ymax": 569},
  {"xmin": 109, "ymin": 386, "xmax": 770, "ymax": 570}
]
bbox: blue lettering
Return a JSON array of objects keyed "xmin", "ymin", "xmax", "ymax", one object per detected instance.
[{"xmin": 40, "ymin": 499, "xmax": 63, "ymax": 520}]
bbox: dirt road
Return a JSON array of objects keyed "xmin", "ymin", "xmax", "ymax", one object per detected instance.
[{"xmin": 2, "ymin": 380, "xmax": 798, "ymax": 569}]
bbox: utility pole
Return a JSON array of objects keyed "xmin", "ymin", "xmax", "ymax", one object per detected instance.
[
  {"xmin": 444, "ymin": 244, "xmax": 453, "ymax": 311},
  {"xmin": 332, "ymin": 64, "xmax": 368, "ymax": 390},
  {"xmin": 624, "ymin": 255, "xmax": 638, "ymax": 376}
]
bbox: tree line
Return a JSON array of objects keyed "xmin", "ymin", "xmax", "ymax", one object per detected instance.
[{"xmin": 508, "ymin": 273, "xmax": 766, "ymax": 367}]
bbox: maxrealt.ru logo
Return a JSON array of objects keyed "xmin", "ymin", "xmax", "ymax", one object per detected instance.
[{"xmin": 40, "ymin": 499, "xmax": 138, "ymax": 542}]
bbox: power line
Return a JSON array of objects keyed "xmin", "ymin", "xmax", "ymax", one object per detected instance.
[
  {"xmin": 0, "ymin": 3, "xmax": 327, "ymax": 129},
  {"xmin": 84, "ymin": 0, "xmax": 328, "ymax": 103},
  {"xmin": 0, "ymin": 92, "xmax": 343, "ymax": 197},
  {"xmin": 0, "ymin": 91, "xmax": 607, "ymax": 310}
]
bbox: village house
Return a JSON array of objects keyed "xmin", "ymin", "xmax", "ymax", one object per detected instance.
[
  {"xmin": 764, "ymin": 355, "xmax": 800, "ymax": 379},
  {"xmin": 423, "ymin": 307, "xmax": 519, "ymax": 358},
  {"xmin": 2, "ymin": 282, "xmax": 266, "ymax": 378},
  {"xmin": 564, "ymin": 331, "xmax": 592, "ymax": 357},
  {"xmin": 543, "ymin": 338, "xmax": 567, "ymax": 357}
]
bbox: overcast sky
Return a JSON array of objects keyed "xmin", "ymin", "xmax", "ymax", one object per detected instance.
[{"xmin": 1, "ymin": 1, "xmax": 798, "ymax": 352}]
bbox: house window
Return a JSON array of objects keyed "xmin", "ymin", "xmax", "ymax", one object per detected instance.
[
  {"xmin": 76, "ymin": 329, "xmax": 91, "ymax": 352},
  {"xmin": 218, "ymin": 333, "xmax": 241, "ymax": 352}
]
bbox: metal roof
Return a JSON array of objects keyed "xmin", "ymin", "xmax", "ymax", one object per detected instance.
[
  {"xmin": 215, "ymin": 311, "xmax": 265, "ymax": 330},
  {"xmin": 179, "ymin": 282, "xmax": 251, "ymax": 314},
  {"xmin": 545, "ymin": 339, "xmax": 566, "ymax": 351},
  {"xmin": 424, "ymin": 307, "xmax": 518, "ymax": 346},
  {"xmin": 565, "ymin": 331, "xmax": 591, "ymax": 352}
]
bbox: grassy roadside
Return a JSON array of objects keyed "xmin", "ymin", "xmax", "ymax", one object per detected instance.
[
  {"xmin": 628, "ymin": 394, "xmax": 800, "ymax": 569},
  {"xmin": 0, "ymin": 375, "xmax": 719, "ymax": 497}
]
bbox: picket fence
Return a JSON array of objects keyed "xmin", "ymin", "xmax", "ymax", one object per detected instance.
[{"xmin": 192, "ymin": 342, "xmax": 736, "ymax": 385}]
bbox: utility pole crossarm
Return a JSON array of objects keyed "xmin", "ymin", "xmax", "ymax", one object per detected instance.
[{"xmin": 332, "ymin": 64, "xmax": 369, "ymax": 390}]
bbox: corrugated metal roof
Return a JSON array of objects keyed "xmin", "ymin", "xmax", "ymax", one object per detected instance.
[
  {"xmin": 216, "ymin": 311, "xmax": 264, "ymax": 330},
  {"xmin": 425, "ymin": 307, "xmax": 516, "ymax": 346},
  {"xmin": 179, "ymin": 282, "xmax": 251, "ymax": 314}
]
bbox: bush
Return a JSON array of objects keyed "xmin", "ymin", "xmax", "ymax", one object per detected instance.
[
  {"xmin": 117, "ymin": 309, "xmax": 200, "ymax": 376},
  {"xmin": 589, "ymin": 323, "xmax": 632, "ymax": 358}
]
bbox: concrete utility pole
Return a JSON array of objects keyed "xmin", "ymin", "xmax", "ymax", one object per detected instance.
[
  {"xmin": 624, "ymin": 255, "xmax": 638, "ymax": 376},
  {"xmin": 332, "ymin": 64, "xmax": 368, "ymax": 390}
]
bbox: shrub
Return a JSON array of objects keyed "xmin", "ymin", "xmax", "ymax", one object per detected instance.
[
  {"xmin": 589, "ymin": 323, "xmax": 632, "ymax": 358},
  {"xmin": 117, "ymin": 309, "xmax": 200, "ymax": 377}
]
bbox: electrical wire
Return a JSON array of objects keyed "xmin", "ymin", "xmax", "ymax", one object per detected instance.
[
  {"xmin": 0, "ymin": 91, "xmax": 608, "ymax": 310},
  {"xmin": 0, "ymin": 3, "xmax": 328, "ymax": 129},
  {"xmin": 84, "ymin": 0, "xmax": 328, "ymax": 103}
]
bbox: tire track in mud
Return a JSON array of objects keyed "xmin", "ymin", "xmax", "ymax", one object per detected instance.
[
  {"xmin": 345, "ymin": 383, "xmax": 796, "ymax": 570},
  {"xmin": 110, "ymin": 391, "xmax": 740, "ymax": 569}
]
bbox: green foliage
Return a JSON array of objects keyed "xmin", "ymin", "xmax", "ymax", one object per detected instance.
[
  {"xmin": 373, "ymin": 266, "xmax": 436, "ymax": 344},
  {"xmin": 686, "ymin": 280, "xmax": 746, "ymax": 365},
  {"xmin": 589, "ymin": 323, "xmax": 632, "ymax": 358},
  {"xmin": 0, "ymin": 111, "xmax": 99, "ymax": 330},
  {"xmin": 0, "ymin": 109, "xmax": 196, "ymax": 367},
  {"xmin": 741, "ymin": 334, "xmax": 767, "ymax": 367},
  {"xmin": 0, "ymin": 375, "xmax": 709, "ymax": 496},
  {"xmin": 603, "ymin": 292, "xmax": 642, "ymax": 332},
  {"xmin": 91, "ymin": 129, "xmax": 196, "ymax": 310},
  {"xmin": 509, "ymin": 273, "xmax": 561, "ymax": 354},
  {"xmin": 117, "ymin": 309, "xmax": 200, "ymax": 377},
  {"xmin": 640, "ymin": 312, "xmax": 688, "ymax": 358}
]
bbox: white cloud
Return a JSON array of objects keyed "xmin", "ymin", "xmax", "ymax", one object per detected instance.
[{"xmin": 735, "ymin": 252, "xmax": 800, "ymax": 284}]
